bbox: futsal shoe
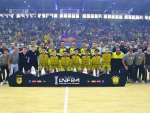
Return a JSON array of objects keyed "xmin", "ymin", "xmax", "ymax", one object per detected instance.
[
  {"xmin": 6, "ymin": 81, "xmax": 9, "ymax": 85},
  {"xmin": 0, "ymin": 82, "xmax": 3, "ymax": 86},
  {"xmin": 134, "ymin": 81, "xmax": 138, "ymax": 84},
  {"xmin": 141, "ymin": 80, "xmax": 146, "ymax": 84}
]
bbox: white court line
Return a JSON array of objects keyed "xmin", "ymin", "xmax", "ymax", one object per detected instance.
[{"xmin": 64, "ymin": 87, "xmax": 69, "ymax": 113}]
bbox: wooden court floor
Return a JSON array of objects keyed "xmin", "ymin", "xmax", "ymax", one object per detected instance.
[{"xmin": 0, "ymin": 84, "xmax": 150, "ymax": 113}]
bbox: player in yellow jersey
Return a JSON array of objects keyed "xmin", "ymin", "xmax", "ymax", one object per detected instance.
[
  {"xmin": 60, "ymin": 50, "xmax": 71, "ymax": 71},
  {"xmin": 80, "ymin": 41, "xmax": 88, "ymax": 55},
  {"xmin": 69, "ymin": 40, "xmax": 76, "ymax": 55},
  {"xmin": 37, "ymin": 41, "xmax": 45, "ymax": 53},
  {"xmin": 101, "ymin": 48, "xmax": 112, "ymax": 74},
  {"xmin": 90, "ymin": 42, "xmax": 97, "ymax": 55},
  {"xmin": 70, "ymin": 49, "xmax": 81, "ymax": 72},
  {"xmin": 91, "ymin": 49, "xmax": 101, "ymax": 77},
  {"xmin": 81, "ymin": 49, "xmax": 92, "ymax": 74},
  {"xmin": 47, "ymin": 42, "xmax": 55, "ymax": 55},
  {"xmin": 48, "ymin": 50, "xmax": 61, "ymax": 73},
  {"xmin": 39, "ymin": 47, "xmax": 49, "ymax": 75},
  {"xmin": 58, "ymin": 41, "xmax": 67, "ymax": 56}
]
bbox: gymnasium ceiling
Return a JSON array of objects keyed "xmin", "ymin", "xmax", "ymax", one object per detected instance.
[{"xmin": 0, "ymin": 0, "xmax": 150, "ymax": 15}]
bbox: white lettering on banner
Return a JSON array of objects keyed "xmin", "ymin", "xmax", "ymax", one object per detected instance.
[
  {"xmin": 60, "ymin": 9, "xmax": 80, "ymax": 14},
  {"xmin": 112, "ymin": 10, "xmax": 130, "ymax": 15},
  {"xmin": 9, "ymin": 9, "xmax": 29, "ymax": 14}
]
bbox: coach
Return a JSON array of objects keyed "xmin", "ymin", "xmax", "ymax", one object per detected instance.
[
  {"xmin": 134, "ymin": 48, "xmax": 145, "ymax": 83},
  {"xmin": 122, "ymin": 48, "xmax": 135, "ymax": 83},
  {"xmin": 8, "ymin": 47, "xmax": 19, "ymax": 76},
  {"xmin": 0, "ymin": 49, "xmax": 9, "ymax": 84}
]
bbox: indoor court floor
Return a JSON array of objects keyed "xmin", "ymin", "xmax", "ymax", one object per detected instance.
[{"xmin": 0, "ymin": 70, "xmax": 150, "ymax": 113}]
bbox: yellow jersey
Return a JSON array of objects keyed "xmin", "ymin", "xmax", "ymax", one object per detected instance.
[{"xmin": 39, "ymin": 53, "xmax": 49, "ymax": 64}]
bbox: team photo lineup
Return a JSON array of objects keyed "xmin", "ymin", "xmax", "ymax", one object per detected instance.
[{"xmin": 0, "ymin": 39, "xmax": 150, "ymax": 85}]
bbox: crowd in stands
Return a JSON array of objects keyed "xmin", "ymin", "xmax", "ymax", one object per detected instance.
[{"xmin": 0, "ymin": 16, "xmax": 150, "ymax": 48}]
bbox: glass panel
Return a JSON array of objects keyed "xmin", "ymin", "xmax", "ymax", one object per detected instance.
[
  {"xmin": 95, "ymin": 14, "xmax": 99, "ymax": 18},
  {"xmin": 104, "ymin": 14, "xmax": 107, "ymax": 18},
  {"xmin": 91, "ymin": 14, "xmax": 94, "ymax": 18},
  {"xmin": 131, "ymin": 15, "xmax": 136, "ymax": 19},
  {"xmin": 124, "ymin": 15, "xmax": 128, "ymax": 19},
  {"xmin": 99, "ymin": 14, "xmax": 102, "ymax": 18},
  {"xmin": 118, "ymin": 15, "xmax": 122, "ymax": 19},
  {"xmin": 68, "ymin": 14, "xmax": 71, "ymax": 18},
  {"xmin": 64, "ymin": 14, "xmax": 67, "ymax": 18},
  {"xmin": 59, "ymin": 14, "xmax": 63, "ymax": 18},
  {"xmin": 82, "ymin": 14, "xmax": 86, "ymax": 18},
  {"xmin": 139, "ymin": 15, "xmax": 143, "ymax": 19},
  {"xmin": 76, "ymin": 14, "xmax": 79, "ymax": 18},
  {"xmin": 145, "ymin": 16, "xmax": 148, "ymax": 20},
  {"xmin": 53, "ymin": 13, "xmax": 57, "ymax": 18},
  {"xmin": 107, "ymin": 14, "xmax": 111, "ymax": 19},
  {"xmin": 46, "ymin": 13, "xmax": 49, "ymax": 18},
  {"xmin": 72, "ymin": 14, "xmax": 75, "ymax": 18},
  {"xmin": 128, "ymin": 15, "xmax": 132, "ymax": 19},
  {"xmin": 87, "ymin": 14, "xmax": 90, "ymax": 18}
]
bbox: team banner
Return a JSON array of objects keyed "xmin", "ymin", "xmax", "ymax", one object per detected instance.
[
  {"xmin": 9, "ymin": 9, "xmax": 29, "ymax": 14},
  {"xmin": 9, "ymin": 71, "xmax": 126, "ymax": 87},
  {"xmin": 112, "ymin": 10, "xmax": 130, "ymax": 15},
  {"xmin": 60, "ymin": 9, "xmax": 80, "ymax": 14}
]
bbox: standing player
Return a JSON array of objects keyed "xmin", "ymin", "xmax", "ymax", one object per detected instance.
[
  {"xmin": 122, "ymin": 48, "xmax": 135, "ymax": 83},
  {"xmin": 60, "ymin": 50, "xmax": 71, "ymax": 71},
  {"xmin": 80, "ymin": 41, "xmax": 88, "ymax": 55},
  {"xmin": 90, "ymin": 42, "xmax": 97, "ymax": 55},
  {"xmin": 47, "ymin": 42, "xmax": 55, "ymax": 55},
  {"xmin": 81, "ymin": 49, "xmax": 92, "ymax": 74},
  {"xmin": 101, "ymin": 48, "xmax": 112, "ymax": 74},
  {"xmin": 49, "ymin": 50, "xmax": 60, "ymax": 73},
  {"xmin": 39, "ymin": 47, "xmax": 49, "ymax": 75},
  {"xmin": 58, "ymin": 41, "xmax": 67, "ymax": 56},
  {"xmin": 8, "ymin": 47, "xmax": 19, "ymax": 77},
  {"xmin": 134, "ymin": 48, "xmax": 145, "ymax": 83},
  {"xmin": 145, "ymin": 47, "xmax": 150, "ymax": 83},
  {"xmin": 0, "ymin": 49, "xmax": 9, "ymax": 84},
  {"xmin": 28, "ymin": 46, "xmax": 39, "ymax": 76},
  {"xmin": 69, "ymin": 41, "xmax": 76, "ymax": 55},
  {"xmin": 70, "ymin": 49, "xmax": 81, "ymax": 72},
  {"xmin": 19, "ymin": 47, "xmax": 28, "ymax": 74},
  {"xmin": 37, "ymin": 41, "xmax": 45, "ymax": 53},
  {"xmin": 91, "ymin": 49, "xmax": 101, "ymax": 77}
]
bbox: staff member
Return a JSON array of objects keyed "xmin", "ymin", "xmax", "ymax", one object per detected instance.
[
  {"xmin": 19, "ymin": 47, "xmax": 28, "ymax": 74},
  {"xmin": 28, "ymin": 46, "xmax": 39, "ymax": 76},
  {"xmin": 8, "ymin": 47, "xmax": 19, "ymax": 76},
  {"xmin": 145, "ymin": 47, "xmax": 150, "ymax": 83},
  {"xmin": 0, "ymin": 49, "xmax": 9, "ymax": 85},
  {"xmin": 122, "ymin": 48, "xmax": 135, "ymax": 83},
  {"xmin": 111, "ymin": 48, "xmax": 124, "ymax": 73},
  {"xmin": 134, "ymin": 48, "xmax": 146, "ymax": 83}
]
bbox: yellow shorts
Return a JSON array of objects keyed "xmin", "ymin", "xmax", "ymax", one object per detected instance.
[
  {"xmin": 49, "ymin": 65, "xmax": 60, "ymax": 70},
  {"xmin": 82, "ymin": 65, "xmax": 91, "ymax": 70},
  {"xmin": 71, "ymin": 64, "xmax": 81, "ymax": 71},
  {"xmin": 92, "ymin": 65, "xmax": 101, "ymax": 70},
  {"xmin": 102, "ymin": 64, "xmax": 111, "ymax": 71},
  {"xmin": 39, "ymin": 63, "xmax": 49, "ymax": 69},
  {"xmin": 61, "ymin": 65, "xmax": 71, "ymax": 71}
]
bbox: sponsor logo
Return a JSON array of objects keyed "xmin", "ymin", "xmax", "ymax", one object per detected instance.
[
  {"xmin": 28, "ymin": 80, "xmax": 31, "ymax": 83},
  {"xmin": 112, "ymin": 76, "xmax": 120, "ymax": 85},
  {"xmin": 91, "ymin": 80, "xmax": 96, "ymax": 83},
  {"xmin": 97, "ymin": 80, "xmax": 101, "ymax": 83},
  {"xmin": 37, "ymin": 80, "xmax": 42, "ymax": 83},
  {"xmin": 32, "ymin": 80, "xmax": 36, "ymax": 83},
  {"xmin": 54, "ymin": 76, "xmax": 80, "ymax": 85},
  {"xmin": 16, "ymin": 75, "xmax": 22, "ymax": 84}
]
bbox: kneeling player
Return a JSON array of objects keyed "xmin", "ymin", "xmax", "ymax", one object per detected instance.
[
  {"xmin": 70, "ymin": 49, "xmax": 81, "ymax": 72},
  {"xmin": 48, "ymin": 50, "xmax": 60, "ymax": 73},
  {"xmin": 81, "ymin": 49, "xmax": 92, "ymax": 74},
  {"xmin": 39, "ymin": 47, "xmax": 49, "ymax": 75},
  {"xmin": 91, "ymin": 49, "xmax": 101, "ymax": 77},
  {"xmin": 60, "ymin": 50, "xmax": 71, "ymax": 71},
  {"xmin": 101, "ymin": 48, "xmax": 112, "ymax": 74}
]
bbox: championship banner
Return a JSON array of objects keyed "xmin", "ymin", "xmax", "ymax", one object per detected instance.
[
  {"xmin": 112, "ymin": 10, "xmax": 130, "ymax": 15},
  {"xmin": 9, "ymin": 9, "xmax": 29, "ymax": 14},
  {"xmin": 60, "ymin": 9, "xmax": 80, "ymax": 14},
  {"xmin": 9, "ymin": 71, "xmax": 126, "ymax": 87}
]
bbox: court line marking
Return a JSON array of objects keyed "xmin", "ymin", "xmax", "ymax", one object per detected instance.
[{"xmin": 64, "ymin": 87, "xmax": 69, "ymax": 113}]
